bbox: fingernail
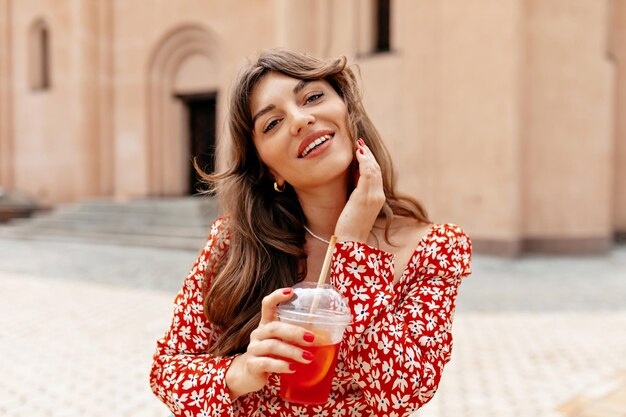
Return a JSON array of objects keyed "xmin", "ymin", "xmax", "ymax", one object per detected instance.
[
  {"xmin": 358, "ymin": 138, "xmax": 364, "ymax": 146},
  {"xmin": 282, "ymin": 288, "xmax": 292, "ymax": 295},
  {"xmin": 289, "ymin": 363, "xmax": 297, "ymax": 371},
  {"xmin": 303, "ymin": 332, "xmax": 315, "ymax": 343},
  {"xmin": 302, "ymin": 351, "xmax": 314, "ymax": 361},
  {"xmin": 359, "ymin": 148, "xmax": 365, "ymax": 155}
]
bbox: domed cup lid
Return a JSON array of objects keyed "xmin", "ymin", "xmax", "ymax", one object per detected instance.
[{"xmin": 276, "ymin": 282, "xmax": 352, "ymax": 328}]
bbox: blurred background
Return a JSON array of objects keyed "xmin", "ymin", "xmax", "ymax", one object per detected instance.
[
  {"xmin": 0, "ymin": 1, "xmax": 624, "ymax": 417},
  {"xmin": 0, "ymin": 0, "xmax": 624, "ymax": 255}
]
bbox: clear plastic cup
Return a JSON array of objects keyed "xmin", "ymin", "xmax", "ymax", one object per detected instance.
[{"xmin": 276, "ymin": 282, "xmax": 352, "ymax": 405}]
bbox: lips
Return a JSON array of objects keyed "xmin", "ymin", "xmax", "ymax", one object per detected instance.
[{"xmin": 297, "ymin": 131, "xmax": 335, "ymax": 158}]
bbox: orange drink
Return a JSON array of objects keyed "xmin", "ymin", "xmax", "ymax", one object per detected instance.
[
  {"xmin": 276, "ymin": 282, "xmax": 352, "ymax": 405},
  {"xmin": 280, "ymin": 342, "xmax": 340, "ymax": 404}
]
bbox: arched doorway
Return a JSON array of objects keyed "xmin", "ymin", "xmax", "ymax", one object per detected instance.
[
  {"xmin": 176, "ymin": 92, "xmax": 217, "ymax": 194},
  {"xmin": 146, "ymin": 25, "xmax": 221, "ymax": 196}
]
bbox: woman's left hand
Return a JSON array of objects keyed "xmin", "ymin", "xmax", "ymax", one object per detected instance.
[{"xmin": 334, "ymin": 138, "xmax": 385, "ymax": 243}]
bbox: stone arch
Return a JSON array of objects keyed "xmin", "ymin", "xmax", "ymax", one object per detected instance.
[{"xmin": 146, "ymin": 24, "xmax": 221, "ymax": 196}]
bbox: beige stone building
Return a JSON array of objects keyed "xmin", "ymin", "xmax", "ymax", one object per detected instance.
[{"xmin": 0, "ymin": 0, "xmax": 625, "ymax": 255}]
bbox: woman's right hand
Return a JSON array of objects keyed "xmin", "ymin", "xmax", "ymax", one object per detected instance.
[{"xmin": 225, "ymin": 287, "xmax": 316, "ymax": 400}]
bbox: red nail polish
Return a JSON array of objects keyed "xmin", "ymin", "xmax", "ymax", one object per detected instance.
[
  {"xmin": 358, "ymin": 138, "xmax": 364, "ymax": 146},
  {"xmin": 359, "ymin": 148, "xmax": 365, "ymax": 155},
  {"xmin": 302, "ymin": 351, "xmax": 314, "ymax": 361},
  {"xmin": 282, "ymin": 288, "xmax": 292, "ymax": 295},
  {"xmin": 289, "ymin": 363, "xmax": 296, "ymax": 371},
  {"xmin": 303, "ymin": 332, "xmax": 315, "ymax": 343}
]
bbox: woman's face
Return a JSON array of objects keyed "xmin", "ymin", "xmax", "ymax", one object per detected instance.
[{"xmin": 249, "ymin": 72, "xmax": 354, "ymax": 191}]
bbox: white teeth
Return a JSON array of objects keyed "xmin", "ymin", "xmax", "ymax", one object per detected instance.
[{"xmin": 301, "ymin": 134, "xmax": 332, "ymax": 157}]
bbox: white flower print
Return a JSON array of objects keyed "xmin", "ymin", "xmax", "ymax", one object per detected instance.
[
  {"xmin": 346, "ymin": 261, "xmax": 366, "ymax": 279},
  {"xmin": 437, "ymin": 253, "xmax": 450, "ymax": 268},
  {"xmin": 366, "ymin": 368, "xmax": 381, "ymax": 390},
  {"xmin": 449, "ymin": 261, "xmax": 463, "ymax": 276},
  {"xmin": 419, "ymin": 334, "xmax": 437, "ymax": 347},
  {"xmin": 382, "ymin": 358, "xmax": 394, "ymax": 383},
  {"xmin": 350, "ymin": 285, "xmax": 370, "ymax": 302},
  {"xmin": 363, "ymin": 275, "xmax": 382, "ymax": 290},
  {"xmin": 350, "ymin": 244, "xmax": 366, "ymax": 261},
  {"xmin": 423, "ymin": 241, "xmax": 440, "ymax": 259},
  {"xmin": 183, "ymin": 306, "xmax": 193, "ymax": 323},
  {"xmin": 353, "ymin": 302, "xmax": 369, "ymax": 322},
  {"xmin": 188, "ymin": 389, "xmax": 204, "ymax": 407},
  {"xmin": 331, "ymin": 407, "xmax": 346, "ymax": 417},
  {"xmin": 391, "ymin": 393, "xmax": 411, "ymax": 410},
  {"xmin": 196, "ymin": 406, "xmax": 213, "ymax": 417},
  {"xmin": 191, "ymin": 302, "xmax": 203, "ymax": 315},
  {"xmin": 312, "ymin": 407, "xmax": 329, "ymax": 417},
  {"xmin": 393, "ymin": 343, "xmax": 404, "ymax": 359},
  {"xmin": 404, "ymin": 346, "xmax": 419, "ymax": 372},
  {"xmin": 373, "ymin": 393, "xmax": 390, "ymax": 412},
  {"xmin": 178, "ymin": 325, "xmax": 192, "ymax": 341},
  {"xmin": 363, "ymin": 320, "xmax": 381, "ymax": 343},
  {"xmin": 430, "ymin": 287, "xmax": 443, "ymax": 301},
  {"xmin": 405, "ymin": 302, "xmax": 421, "ymax": 318},
  {"xmin": 368, "ymin": 350, "xmax": 381, "ymax": 368},
  {"xmin": 387, "ymin": 320, "xmax": 402, "ymax": 338},
  {"xmin": 366, "ymin": 253, "xmax": 382, "ymax": 276},
  {"xmin": 377, "ymin": 333, "xmax": 392, "ymax": 355},
  {"xmin": 210, "ymin": 402, "xmax": 222, "ymax": 416},
  {"xmin": 334, "ymin": 272, "xmax": 352, "ymax": 293},
  {"xmin": 185, "ymin": 278, "xmax": 197, "ymax": 291},
  {"xmin": 170, "ymin": 391, "xmax": 189, "ymax": 411},
  {"xmin": 332, "ymin": 253, "xmax": 347, "ymax": 274},
  {"xmin": 266, "ymin": 398, "xmax": 280, "ymax": 414},
  {"xmin": 424, "ymin": 313, "xmax": 437, "ymax": 331},
  {"xmin": 355, "ymin": 354, "xmax": 371, "ymax": 373},
  {"xmin": 373, "ymin": 290, "xmax": 391, "ymax": 308},
  {"xmin": 393, "ymin": 370, "xmax": 409, "ymax": 391},
  {"xmin": 182, "ymin": 375, "xmax": 198, "ymax": 390}
]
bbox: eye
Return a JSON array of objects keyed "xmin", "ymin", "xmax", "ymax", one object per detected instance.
[
  {"xmin": 304, "ymin": 92, "xmax": 323, "ymax": 104},
  {"xmin": 263, "ymin": 118, "xmax": 280, "ymax": 133}
]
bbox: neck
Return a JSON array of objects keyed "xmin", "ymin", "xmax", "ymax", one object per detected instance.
[{"xmin": 296, "ymin": 178, "xmax": 348, "ymax": 240}]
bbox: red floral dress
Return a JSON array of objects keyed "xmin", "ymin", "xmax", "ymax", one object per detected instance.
[{"xmin": 150, "ymin": 217, "xmax": 472, "ymax": 417}]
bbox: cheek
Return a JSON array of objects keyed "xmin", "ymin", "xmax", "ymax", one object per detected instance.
[{"xmin": 331, "ymin": 103, "xmax": 351, "ymax": 132}]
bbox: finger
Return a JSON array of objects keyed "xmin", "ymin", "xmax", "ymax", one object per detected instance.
[
  {"xmin": 247, "ymin": 338, "xmax": 314, "ymax": 364},
  {"xmin": 259, "ymin": 287, "xmax": 294, "ymax": 325},
  {"xmin": 251, "ymin": 320, "xmax": 317, "ymax": 347},
  {"xmin": 357, "ymin": 140, "xmax": 382, "ymax": 173},
  {"xmin": 246, "ymin": 356, "xmax": 295, "ymax": 375}
]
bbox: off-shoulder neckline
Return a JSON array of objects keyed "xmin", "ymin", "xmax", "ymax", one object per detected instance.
[{"xmin": 390, "ymin": 223, "xmax": 440, "ymax": 283}]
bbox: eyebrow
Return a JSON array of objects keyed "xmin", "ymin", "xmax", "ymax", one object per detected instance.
[
  {"xmin": 251, "ymin": 80, "xmax": 313, "ymax": 127},
  {"xmin": 293, "ymin": 79, "xmax": 311, "ymax": 95},
  {"xmin": 252, "ymin": 104, "xmax": 275, "ymax": 127}
]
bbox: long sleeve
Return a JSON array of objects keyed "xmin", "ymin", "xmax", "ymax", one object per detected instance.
[
  {"xmin": 149, "ymin": 217, "xmax": 237, "ymax": 417},
  {"xmin": 329, "ymin": 223, "xmax": 472, "ymax": 415}
]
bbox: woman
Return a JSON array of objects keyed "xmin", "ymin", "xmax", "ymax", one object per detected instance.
[{"xmin": 150, "ymin": 49, "xmax": 472, "ymax": 416}]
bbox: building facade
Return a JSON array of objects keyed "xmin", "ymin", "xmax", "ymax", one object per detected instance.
[{"xmin": 0, "ymin": 0, "xmax": 625, "ymax": 255}]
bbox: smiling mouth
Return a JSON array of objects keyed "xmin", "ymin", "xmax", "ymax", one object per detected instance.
[{"xmin": 299, "ymin": 134, "xmax": 334, "ymax": 158}]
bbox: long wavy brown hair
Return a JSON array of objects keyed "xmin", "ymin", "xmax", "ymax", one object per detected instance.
[{"xmin": 198, "ymin": 48, "xmax": 429, "ymax": 357}]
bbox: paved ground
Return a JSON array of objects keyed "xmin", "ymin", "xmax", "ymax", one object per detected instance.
[{"xmin": 0, "ymin": 237, "xmax": 624, "ymax": 417}]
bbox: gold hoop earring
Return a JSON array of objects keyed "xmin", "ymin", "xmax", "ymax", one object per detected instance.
[{"xmin": 274, "ymin": 182, "xmax": 285, "ymax": 193}]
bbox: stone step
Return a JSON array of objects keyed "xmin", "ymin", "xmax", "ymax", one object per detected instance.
[
  {"xmin": 0, "ymin": 197, "xmax": 220, "ymax": 250},
  {"xmin": 0, "ymin": 227, "xmax": 206, "ymax": 250},
  {"xmin": 2, "ymin": 218, "xmax": 210, "ymax": 238},
  {"xmin": 68, "ymin": 197, "xmax": 218, "ymax": 215},
  {"xmin": 14, "ymin": 210, "xmax": 214, "ymax": 228}
]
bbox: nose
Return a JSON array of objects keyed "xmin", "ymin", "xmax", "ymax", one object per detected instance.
[{"xmin": 289, "ymin": 108, "xmax": 315, "ymax": 136}]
